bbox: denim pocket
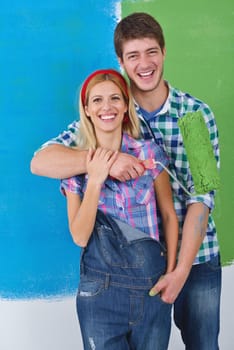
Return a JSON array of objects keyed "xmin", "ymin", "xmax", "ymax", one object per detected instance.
[
  {"xmin": 205, "ymin": 254, "xmax": 221, "ymax": 272},
  {"xmin": 77, "ymin": 278, "xmax": 105, "ymax": 298}
]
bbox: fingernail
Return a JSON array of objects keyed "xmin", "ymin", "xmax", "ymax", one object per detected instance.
[{"xmin": 149, "ymin": 289, "xmax": 158, "ymax": 297}]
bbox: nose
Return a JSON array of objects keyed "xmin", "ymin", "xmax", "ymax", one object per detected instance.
[
  {"xmin": 102, "ymin": 98, "xmax": 112, "ymax": 110},
  {"xmin": 139, "ymin": 53, "xmax": 151, "ymax": 68}
]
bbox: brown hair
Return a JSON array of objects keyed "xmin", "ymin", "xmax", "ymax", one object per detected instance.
[{"xmin": 114, "ymin": 12, "xmax": 165, "ymax": 59}]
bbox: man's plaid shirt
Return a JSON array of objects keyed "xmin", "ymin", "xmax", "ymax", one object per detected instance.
[{"xmin": 136, "ymin": 83, "xmax": 220, "ymax": 264}]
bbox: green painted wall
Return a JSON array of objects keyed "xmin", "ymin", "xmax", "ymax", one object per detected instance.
[{"xmin": 122, "ymin": 0, "xmax": 234, "ymax": 265}]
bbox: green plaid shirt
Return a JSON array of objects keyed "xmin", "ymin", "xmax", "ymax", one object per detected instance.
[
  {"xmin": 38, "ymin": 82, "xmax": 220, "ymax": 264},
  {"xmin": 137, "ymin": 83, "xmax": 220, "ymax": 264}
]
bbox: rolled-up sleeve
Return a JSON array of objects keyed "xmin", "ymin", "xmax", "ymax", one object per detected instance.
[
  {"xmin": 186, "ymin": 191, "xmax": 216, "ymax": 212},
  {"xmin": 60, "ymin": 176, "xmax": 83, "ymax": 197},
  {"xmin": 34, "ymin": 120, "xmax": 80, "ymax": 154}
]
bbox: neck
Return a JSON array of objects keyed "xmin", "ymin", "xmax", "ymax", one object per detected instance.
[
  {"xmin": 131, "ymin": 79, "xmax": 168, "ymax": 113},
  {"xmin": 96, "ymin": 129, "xmax": 122, "ymax": 151}
]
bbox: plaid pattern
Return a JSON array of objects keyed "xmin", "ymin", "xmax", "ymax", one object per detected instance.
[
  {"xmin": 60, "ymin": 133, "xmax": 169, "ymax": 241},
  {"xmin": 39, "ymin": 83, "xmax": 220, "ymax": 264},
  {"xmin": 137, "ymin": 83, "xmax": 220, "ymax": 264}
]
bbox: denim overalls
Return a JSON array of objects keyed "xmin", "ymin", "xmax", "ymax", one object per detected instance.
[{"xmin": 76, "ymin": 210, "xmax": 172, "ymax": 350}]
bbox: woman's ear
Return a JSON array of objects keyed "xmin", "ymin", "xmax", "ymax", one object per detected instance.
[{"xmin": 85, "ymin": 106, "xmax": 90, "ymax": 117}]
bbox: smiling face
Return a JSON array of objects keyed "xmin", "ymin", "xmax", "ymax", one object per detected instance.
[
  {"xmin": 119, "ymin": 37, "xmax": 166, "ymax": 95},
  {"xmin": 85, "ymin": 80, "xmax": 128, "ymax": 136}
]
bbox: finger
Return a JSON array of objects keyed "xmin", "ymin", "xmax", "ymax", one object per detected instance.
[
  {"xmin": 149, "ymin": 275, "xmax": 165, "ymax": 297},
  {"xmin": 133, "ymin": 162, "xmax": 145, "ymax": 176},
  {"xmin": 108, "ymin": 150, "xmax": 118, "ymax": 167},
  {"xmin": 160, "ymin": 293, "xmax": 174, "ymax": 304},
  {"xmin": 124, "ymin": 162, "xmax": 145, "ymax": 179},
  {"xmin": 122, "ymin": 173, "xmax": 131, "ymax": 181},
  {"xmin": 149, "ymin": 288, "xmax": 159, "ymax": 297},
  {"xmin": 105, "ymin": 149, "xmax": 115, "ymax": 161},
  {"xmin": 94, "ymin": 147, "xmax": 103, "ymax": 158},
  {"xmin": 127, "ymin": 167, "xmax": 142, "ymax": 179},
  {"xmin": 87, "ymin": 148, "xmax": 93, "ymax": 162}
]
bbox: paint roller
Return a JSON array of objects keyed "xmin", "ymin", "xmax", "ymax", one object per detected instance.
[{"xmin": 143, "ymin": 111, "xmax": 220, "ymax": 196}]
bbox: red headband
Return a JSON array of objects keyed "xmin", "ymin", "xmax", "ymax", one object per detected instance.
[{"xmin": 81, "ymin": 69, "xmax": 129, "ymax": 107}]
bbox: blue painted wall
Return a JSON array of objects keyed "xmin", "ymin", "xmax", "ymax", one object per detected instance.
[
  {"xmin": 2, "ymin": 0, "xmax": 233, "ymax": 300},
  {"xmin": 0, "ymin": 0, "xmax": 119, "ymax": 299}
]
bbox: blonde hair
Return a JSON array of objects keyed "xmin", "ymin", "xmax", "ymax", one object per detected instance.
[{"xmin": 76, "ymin": 70, "xmax": 140, "ymax": 149}]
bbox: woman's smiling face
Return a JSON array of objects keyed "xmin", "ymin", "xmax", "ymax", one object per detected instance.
[{"xmin": 85, "ymin": 80, "xmax": 127, "ymax": 134}]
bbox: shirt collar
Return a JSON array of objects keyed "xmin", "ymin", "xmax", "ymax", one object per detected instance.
[
  {"xmin": 121, "ymin": 133, "xmax": 143, "ymax": 153},
  {"xmin": 134, "ymin": 81, "xmax": 179, "ymax": 120}
]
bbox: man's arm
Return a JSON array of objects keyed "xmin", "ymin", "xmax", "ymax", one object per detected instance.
[
  {"xmin": 149, "ymin": 202, "xmax": 209, "ymax": 303},
  {"xmin": 31, "ymin": 144, "xmax": 145, "ymax": 180},
  {"xmin": 30, "ymin": 144, "xmax": 87, "ymax": 179},
  {"xmin": 30, "ymin": 120, "xmax": 87, "ymax": 178}
]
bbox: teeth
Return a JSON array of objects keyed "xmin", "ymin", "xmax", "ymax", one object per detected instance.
[
  {"xmin": 139, "ymin": 71, "xmax": 153, "ymax": 77},
  {"xmin": 101, "ymin": 115, "xmax": 115, "ymax": 120}
]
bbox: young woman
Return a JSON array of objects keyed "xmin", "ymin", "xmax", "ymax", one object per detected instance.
[{"xmin": 61, "ymin": 69, "xmax": 178, "ymax": 350}]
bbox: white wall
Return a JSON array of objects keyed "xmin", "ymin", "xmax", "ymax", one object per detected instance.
[{"xmin": 0, "ymin": 264, "xmax": 233, "ymax": 350}]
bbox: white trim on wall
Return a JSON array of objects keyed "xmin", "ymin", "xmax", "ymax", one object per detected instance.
[{"xmin": 0, "ymin": 264, "xmax": 233, "ymax": 350}]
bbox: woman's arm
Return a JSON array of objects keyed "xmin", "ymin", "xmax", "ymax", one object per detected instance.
[
  {"xmin": 154, "ymin": 171, "xmax": 178, "ymax": 273},
  {"xmin": 65, "ymin": 178, "xmax": 102, "ymax": 247},
  {"xmin": 65, "ymin": 148, "xmax": 118, "ymax": 247}
]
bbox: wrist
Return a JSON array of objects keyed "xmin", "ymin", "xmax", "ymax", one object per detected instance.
[
  {"xmin": 87, "ymin": 178, "xmax": 103, "ymax": 188},
  {"xmin": 174, "ymin": 263, "xmax": 191, "ymax": 280}
]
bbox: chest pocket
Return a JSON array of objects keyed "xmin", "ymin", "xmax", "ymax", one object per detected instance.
[{"xmin": 131, "ymin": 175, "xmax": 154, "ymax": 205}]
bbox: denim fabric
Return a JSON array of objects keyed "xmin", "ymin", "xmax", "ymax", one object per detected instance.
[
  {"xmin": 174, "ymin": 254, "xmax": 222, "ymax": 350},
  {"xmin": 76, "ymin": 210, "xmax": 172, "ymax": 350}
]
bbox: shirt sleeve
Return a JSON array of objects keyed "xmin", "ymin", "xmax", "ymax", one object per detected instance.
[
  {"xmin": 34, "ymin": 120, "xmax": 80, "ymax": 154},
  {"xmin": 60, "ymin": 175, "xmax": 84, "ymax": 197}
]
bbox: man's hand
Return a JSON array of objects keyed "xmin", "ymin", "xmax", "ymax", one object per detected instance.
[
  {"xmin": 149, "ymin": 267, "xmax": 190, "ymax": 304},
  {"xmin": 109, "ymin": 152, "xmax": 145, "ymax": 181}
]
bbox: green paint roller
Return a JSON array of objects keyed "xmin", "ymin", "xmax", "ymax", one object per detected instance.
[
  {"xmin": 143, "ymin": 111, "xmax": 220, "ymax": 196},
  {"xmin": 178, "ymin": 111, "xmax": 220, "ymax": 194}
]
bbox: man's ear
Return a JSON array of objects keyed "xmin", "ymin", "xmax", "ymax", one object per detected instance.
[{"xmin": 118, "ymin": 57, "xmax": 124, "ymax": 69}]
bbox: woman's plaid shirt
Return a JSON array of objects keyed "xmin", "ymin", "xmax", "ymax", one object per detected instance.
[{"xmin": 38, "ymin": 83, "xmax": 220, "ymax": 264}]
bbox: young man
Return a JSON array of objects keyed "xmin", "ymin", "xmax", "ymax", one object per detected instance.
[{"xmin": 31, "ymin": 12, "xmax": 221, "ymax": 350}]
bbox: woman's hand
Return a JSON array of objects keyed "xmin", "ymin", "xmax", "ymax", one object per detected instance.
[{"xmin": 86, "ymin": 148, "xmax": 118, "ymax": 185}]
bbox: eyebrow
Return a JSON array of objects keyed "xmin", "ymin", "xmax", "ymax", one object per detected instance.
[
  {"xmin": 125, "ymin": 46, "xmax": 160, "ymax": 55},
  {"xmin": 90, "ymin": 93, "xmax": 122, "ymax": 99}
]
